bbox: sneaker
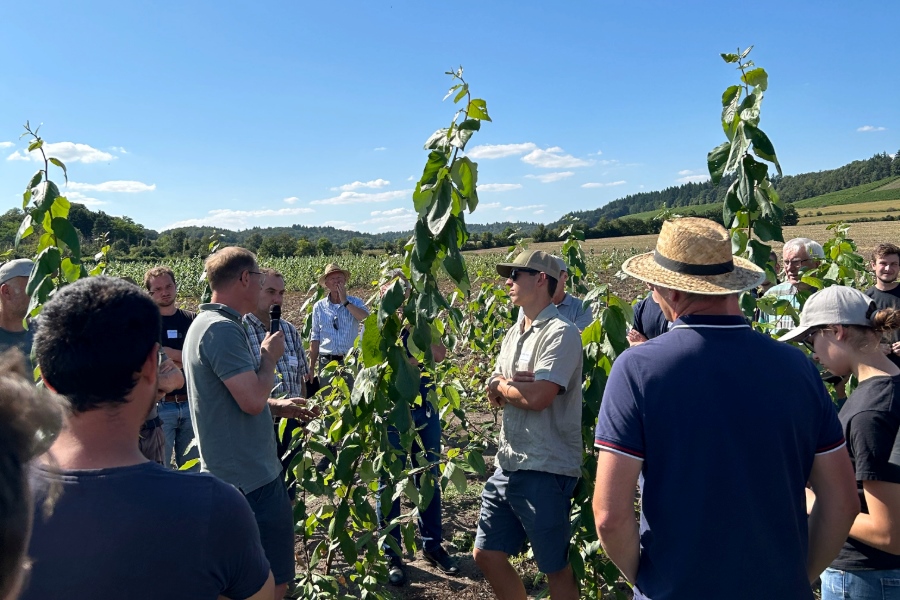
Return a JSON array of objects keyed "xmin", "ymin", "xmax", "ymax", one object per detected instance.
[
  {"xmin": 422, "ymin": 546, "xmax": 460, "ymax": 576},
  {"xmin": 387, "ymin": 555, "xmax": 407, "ymax": 586}
]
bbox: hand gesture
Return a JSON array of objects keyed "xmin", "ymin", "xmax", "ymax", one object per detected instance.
[
  {"xmin": 261, "ymin": 331, "xmax": 285, "ymax": 362},
  {"xmin": 627, "ymin": 329, "xmax": 648, "ymax": 346},
  {"xmin": 269, "ymin": 397, "xmax": 319, "ymax": 423}
]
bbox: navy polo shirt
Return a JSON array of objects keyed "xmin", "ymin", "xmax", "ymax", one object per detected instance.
[
  {"xmin": 595, "ymin": 314, "xmax": 844, "ymax": 600},
  {"xmin": 632, "ymin": 295, "xmax": 670, "ymax": 340}
]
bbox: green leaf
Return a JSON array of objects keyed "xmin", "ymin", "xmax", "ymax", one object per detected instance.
[
  {"xmin": 741, "ymin": 67, "xmax": 768, "ymax": 91},
  {"xmin": 745, "ymin": 124, "xmax": 782, "ymax": 176},
  {"xmin": 15, "ymin": 215, "xmax": 33, "ymax": 248},
  {"xmin": 49, "ymin": 158, "xmax": 67, "ymax": 183},
  {"xmin": 450, "ymin": 156, "xmax": 477, "ymax": 198},
  {"xmin": 452, "ymin": 83, "xmax": 469, "ymax": 103},
  {"xmin": 28, "ymin": 247, "xmax": 62, "ymax": 296},
  {"xmin": 424, "ymin": 128, "xmax": 451, "ymax": 151},
  {"xmin": 707, "ymin": 142, "xmax": 731, "ymax": 185},
  {"xmin": 466, "ymin": 450, "xmax": 486, "ymax": 475},
  {"xmin": 448, "ymin": 461, "xmax": 467, "ymax": 493},
  {"xmin": 600, "ymin": 305, "xmax": 628, "ymax": 358},
  {"xmin": 747, "ymin": 239, "xmax": 773, "ymax": 269},
  {"xmin": 752, "ymin": 218, "xmax": 781, "ymax": 243},
  {"xmin": 467, "ymin": 98, "xmax": 491, "ymax": 121},
  {"xmin": 443, "ymin": 83, "xmax": 462, "ymax": 101},
  {"xmin": 721, "ymin": 85, "xmax": 741, "ymax": 107},
  {"xmin": 360, "ymin": 313, "xmax": 384, "ymax": 367},
  {"xmin": 50, "ymin": 217, "xmax": 81, "ymax": 261},
  {"xmin": 740, "ymin": 45, "xmax": 754, "ymax": 59},
  {"xmin": 378, "ymin": 280, "xmax": 405, "ymax": 328},
  {"xmin": 419, "ymin": 471, "xmax": 435, "ymax": 511},
  {"xmin": 24, "ymin": 171, "xmax": 42, "ymax": 207},
  {"xmin": 721, "ymin": 86, "xmax": 742, "ymax": 139},
  {"xmin": 27, "ymin": 139, "xmax": 43, "ymax": 152},
  {"xmin": 720, "ymin": 53, "xmax": 740, "ymax": 63},
  {"xmin": 725, "ymin": 123, "xmax": 749, "ymax": 174},
  {"xmin": 731, "ymin": 228, "xmax": 749, "ymax": 255},
  {"xmin": 426, "ymin": 181, "xmax": 453, "ymax": 236},
  {"xmin": 32, "ymin": 181, "xmax": 61, "ymax": 212},
  {"xmin": 723, "ymin": 181, "xmax": 741, "ymax": 228}
]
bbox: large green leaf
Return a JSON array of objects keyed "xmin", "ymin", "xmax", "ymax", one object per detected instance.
[
  {"xmin": 450, "ymin": 156, "xmax": 477, "ymax": 198},
  {"xmin": 467, "ymin": 98, "xmax": 491, "ymax": 121},
  {"xmin": 745, "ymin": 124, "xmax": 782, "ymax": 176},
  {"xmin": 724, "ymin": 123, "xmax": 749, "ymax": 174},
  {"xmin": 49, "ymin": 157, "xmax": 67, "ymax": 182},
  {"xmin": 15, "ymin": 215, "xmax": 33, "ymax": 248},
  {"xmin": 741, "ymin": 67, "xmax": 768, "ymax": 91},
  {"xmin": 360, "ymin": 313, "xmax": 385, "ymax": 367},
  {"xmin": 426, "ymin": 181, "xmax": 453, "ymax": 236},
  {"xmin": 723, "ymin": 181, "xmax": 741, "ymax": 228},
  {"xmin": 721, "ymin": 86, "xmax": 742, "ymax": 139},
  {"xmin": 389, "ymin": 346, "xmax": 420, "ymax": 402},
  {"xmin": 600, "ymin": 305, "xmax": 628, "ymax": 358},
  {"xmin": 378, "ymin": 280, "xmax": 406, "ymax": 328},
  {"xmin": 752, "ymin": 218, "xmax": 781, "ymax": 243},
  {"xmin": 32, "ymin": 181, "xmax": 60, "ymax": 212},
  {"xmin": 423, "ymin": 128, "xmax": 451, "ymax": 151},
  {"xmin": 707, "ymin": 142, "xmax": 731, "ymax": 185},
  {"xmin": 50, "ymin": 217, "xmax": 81, "ymax": 260}
]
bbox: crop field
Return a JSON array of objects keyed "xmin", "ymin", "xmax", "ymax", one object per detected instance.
[
  {"xmin": 793, "ymin": 176, "xmax": 900, "ymax": 208},
  {"xmin": 796, "ymin": 199, "xmax": 900, "ymax": 225}
]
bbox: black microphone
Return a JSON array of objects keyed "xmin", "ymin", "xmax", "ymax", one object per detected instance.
[{"xmin": 269, "ymin": 304, "xmax": 281, "ymax": 334}]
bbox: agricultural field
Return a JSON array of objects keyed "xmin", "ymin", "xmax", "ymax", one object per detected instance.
[
  {"xmin": 796, "ymin": 199, "xmax": 900, "ymax": 225},
  {"xmin": 793, "ymin": 176, "xmax": 900, "ymax": 208}
]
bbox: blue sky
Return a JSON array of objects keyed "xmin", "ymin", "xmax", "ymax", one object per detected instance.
[{"xmin": 1, "ymin": 1, "xmax": 897, "ymax": 234}]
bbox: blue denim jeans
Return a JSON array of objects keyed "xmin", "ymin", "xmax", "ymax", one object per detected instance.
[
  {"xmin": 158, "ymin": 400, "xmax": 199, "ymax": 470},
  {"xmin": 822, "ymin": 567, "xmax": 900, "ymax": 600},
  {"xmin": 376, "ymin": 405, "xmax": 442, "ymax": 555}
]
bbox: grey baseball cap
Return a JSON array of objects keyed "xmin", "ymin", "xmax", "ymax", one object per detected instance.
[
  {"xmin": 554, "ymin": 256, "xmax": 567, "ymax": 273},
  {"xmin": 496, "ymin": 250, "xmax": 562, "ymax": 280},
  {"xmin": 0, "ymin": 259, "xmax": 34, "ymax": 286},
  {"xmin": 778, "ymin": 285, "xmax": 878, "ymax": 343}
]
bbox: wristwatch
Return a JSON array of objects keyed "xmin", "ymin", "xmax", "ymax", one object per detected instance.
[{"xmin": 342, "ymin": 300, "xmax": 350, "ymax": 307}]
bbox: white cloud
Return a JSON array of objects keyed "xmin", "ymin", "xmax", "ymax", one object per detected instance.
[
  {"xmin": 588, "ymin": 150, "xmax": 604, "ymax": 156},
  {"xmin": 110, "ymin": 146, "xmax": 128, "ymax": 154},
  {"xmin": 465, "ymin": 142, "xmax": 537, "ymax": 159},
  {"xmin": 479, "ymin": 183, "xmax": 523, "ymax": 193},
  {"xmin": 534, "ymin": 209, "xmax": 545, "ymax": 215},
  {"xmin": 65, "ymin": 191, "xmax": 106, "ymax": 207},
  {"xmin": 373, "ymin": 147, "xmax": 387, "ymax": 151},
  {"xmin": 676, "ymin": 175, "xmax": 711, "ymax": 184},
  {"xmin": 857, "ymin": 125, "xmax": 887, "ymax": 132},
  {"xmin": 166, "ymin": 207, "xmax": 316, "ymax": 230},
  {"xmin": 678, "ymin": 169, "xmax": 695, "ymax": 175},
  {"xmin": 581, "ymin": 181, "xmax": 626, "ymax": 188},
  {"xmin": 310, "ymin": 189, "xmax": 410, "ymax": 206},
  {"xmin": 323, "ymin": 208, "xmax": 417, "ymax": 232},
  {"xmin": 283, "ymin": 197, "xmax": 299, "ymax": 204},
  {"xmin": 9, "ymin": 142, "xmax": 116, "ymax": 163},
  {"xmin": 0, "ymin": 142, "xmax": 13, "ymax": 148},
  {"xmin": 521, "ymin": 146, "xmax": 593, "ymax": 169},
  {"xmin": 503, "ymin": 204, "xmax": 545, "ymax": 211},
  {"xmin": 525, "ymin": 171, "xmax": 574, "ymax": 183},
  {"xmin": 370, "ymin": 207, "xmax": 409, "ymax": 217},
  {"xmin": 330, "ymin": 178, "xmax": 391, "ymax": 192},
  {"xmin": 480, "ymin": 202, "xmax": 501, "ymax": 209},
  {"xmin": 67, "ymin": 180, "xmax": 155, "ymax": 193},
  {"xmin": 406, "ymin": 175, "xmax": 415, "ymax": 181}
]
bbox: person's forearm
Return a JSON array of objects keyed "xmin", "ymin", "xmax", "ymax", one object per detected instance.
[
  {"xmin": 848, "ymin": 513, "xmax": 900, "ymax": 554},
  {"xmin": 247, "ymin": 354, "xmax": 279, "ymax": 413},
  {"xmin": 596, "ymin": 515, "xmax": 640, "ymax": 583},
  {"xmin": 162, "ymin": 347, "xmax": 183, "ymax": 367},
  {"xmin": 308, "ymin": 341, "xmax": 319, "ymax": 373},
  {"xmin": 346, "ymin": 303, "xmax": 368, "ymax": 321},
  {"xmin": 496, "ymin": 379, "xmax": 555, "ymax": 412},
  {"xmin": 808, "ymin": 497, "xmax": 858, "ymax": 582}
]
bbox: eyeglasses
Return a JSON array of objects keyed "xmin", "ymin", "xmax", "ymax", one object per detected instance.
[
  {"xmin": 509, "ymin": 268, "xmax": 539, "ymax": 281},
  {"xmin": 247, "ymin": 270, "xmax": 267, "ymax": 285},
  {"xmin": 333, "ymin": 315, "xmax": 339, "ymax": 330},
  {"xmin": 785, "ymin": 258, "xmax": 814, "ymax": 268},
  {"xmin": 799, "ymin": 327, "xmax": 831, "ymax": 352}
]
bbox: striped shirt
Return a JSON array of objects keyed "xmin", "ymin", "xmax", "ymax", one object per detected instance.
[
  {"xmin": 310, "ymin": 296, "xmax": 367, "ymax": 355},
  {"xmin": 243, "ymin": 313, "xmax": 309, "ymax": 398}
]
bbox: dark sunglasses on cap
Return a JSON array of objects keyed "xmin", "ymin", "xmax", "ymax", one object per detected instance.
[{"xmin": 509, "ymin": 268, "xmax": 539, "ymax": 281}]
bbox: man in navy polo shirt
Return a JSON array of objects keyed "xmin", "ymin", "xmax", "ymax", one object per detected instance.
[{"xmin": 592, "ymin": 218, "xmax": 859, "ymax": 600}]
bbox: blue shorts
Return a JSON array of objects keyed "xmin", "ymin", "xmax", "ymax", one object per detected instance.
[
  {"xmin": 474, "ymin": 467, "xmax": 578, "ymax": 574},
  {"xmin": 244, "ymin": 476, "xmax": 295, "ymax": 585}
]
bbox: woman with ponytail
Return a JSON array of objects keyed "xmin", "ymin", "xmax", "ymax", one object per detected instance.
[{"xmin": 781, "ymin": 285, "xmax": 900, "ymax": 599}]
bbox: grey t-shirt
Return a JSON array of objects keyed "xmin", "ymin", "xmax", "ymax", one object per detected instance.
[
  {"xmin": 0, "ymin": 324, "xmax": 34, "ymax": 373},
  {"xmin": 184, "ymin": 303, "xmax": 280, "ymax": 493},
  {"xmin": 492, "ymin": 303, "xmax": 583, "ymax": 477}
]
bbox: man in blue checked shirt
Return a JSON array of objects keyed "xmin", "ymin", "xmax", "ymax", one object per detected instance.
[
  {"xmin": 245, "ymin": 267, "xmax": 314, "ymax": 497},
  {"xmin": 308, "ymin": 263, "xmax": 369, "ymax": 380}
]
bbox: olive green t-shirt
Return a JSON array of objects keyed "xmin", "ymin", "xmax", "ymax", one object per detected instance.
[{"xmin": 184, "ymin": 303, "xmax": 280, "ymax": 494}]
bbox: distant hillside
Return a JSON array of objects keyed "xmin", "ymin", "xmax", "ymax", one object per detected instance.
[{"xmin": 552, "ymin": 152, "xmax": 900, "ymax": 229}]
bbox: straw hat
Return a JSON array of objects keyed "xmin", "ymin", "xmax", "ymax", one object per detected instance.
[
  {"xmin": 622, "ymin": 217, "xmax": 765, "ymax": 295},
  {"xmin": 318, "ymin": 263, "xmax": 350, "ymax": 287}
]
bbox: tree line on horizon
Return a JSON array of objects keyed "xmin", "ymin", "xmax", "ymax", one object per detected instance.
[{"xmin": 1, "ymin": 151, "xmax": 896, "ymax": 261}]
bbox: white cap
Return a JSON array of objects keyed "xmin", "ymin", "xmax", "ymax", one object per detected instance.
[{"xmin": 778, "ymin": 285, "xmax": 877, "ymax": 342}]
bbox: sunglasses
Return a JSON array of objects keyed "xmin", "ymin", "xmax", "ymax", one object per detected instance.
[
  {"xmin": 509, "ymin": 268, "xmax": 539, "ymax": 281},
  {"xmin": 333, "ymin": 315, "xmax": 339, "ymax": 330},
  {"xmin": 799, "ymin": 326, "xmax": 831, "ymax": 352}
]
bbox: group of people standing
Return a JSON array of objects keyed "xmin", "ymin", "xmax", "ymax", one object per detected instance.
[{"xmin": 2, "ymin": 218, "xmax": 900, "ymax": 599}]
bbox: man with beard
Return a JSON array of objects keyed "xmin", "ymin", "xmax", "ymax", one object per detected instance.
[
  {"xmin": 865, "ymin": 243, "xmax": 900, "ymax": 367},
  {"xmin": 144, "ymin": 266, "xmax": 198, "ymax": 470}
]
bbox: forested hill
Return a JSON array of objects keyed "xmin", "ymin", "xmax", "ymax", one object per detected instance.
[{"xmin": 553, "ymin": 151, "xmax": 900, "ymax": 228}]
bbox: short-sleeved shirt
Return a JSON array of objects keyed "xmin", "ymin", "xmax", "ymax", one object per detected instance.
[
  {"xmin": 632, "ymin": 295, "xmax": 670, "ymax": 340},
  {"xmin": 595, "ymin": 314, "xmax": 844, "ymax": 600},
  {"xmin": 310, "ymin": 296, "xmax": 367, "ymax": 355},
  {"xmin": 23, "ymin": 462, "xmax": 270, "ymax": 600},
  {"xmin": 865, "ymin": 286, "xmax": 900, "ymax": 368},
  {"xmin": 760, "ymin": 281, "xmax": 803, "ymax": 331},
  {"xmin": 556, "ymin": 293, "xmax": 592, "ymax": 330},
  {"xmin": 0, "ymin": 325, "xmax": 34, "ymax": 356},
  {"xmin": 244, "ymin": 313, "xmax": 309, "ymax": 398},
  {"xmin": 160, "ymin": 308, "xmax": 195, "ymax": 396},
  {"xmin": 492, "ymin": 303, "xmax": 583, "ymax": 478},
  {"xmin": 184, "ymin": 303, "xmax": 281, "ymax": 493},
  {"xmin": 832, "ymin": 374, "xmax": 900, "ymax": 570}
]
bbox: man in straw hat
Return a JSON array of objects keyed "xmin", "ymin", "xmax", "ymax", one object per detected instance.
[
  {"xmin": 592, "ymin": 217, "xmax": 858, "ymax": 599},
  {"xmin": 473, "ymin": 250, "xmax": 583, "ymax": 600},
  {"xmin": 308, "ymin": 263, "xmax": 369, "ymax": 381}
]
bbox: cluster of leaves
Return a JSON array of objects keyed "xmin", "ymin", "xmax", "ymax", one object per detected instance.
[
  {"xmin": 14, "ymin": 123, "xmax": 109, "ymax": 327},
  {"xmin": 707, "ymin": 46, "xmax": 785, "ymax": 288}
]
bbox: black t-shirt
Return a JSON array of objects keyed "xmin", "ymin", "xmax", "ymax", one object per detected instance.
[
  {"xmin": 632, "ymin": 295, "xmax": 670, "ymax": 340},
  {"xmin": 866, "ymin": 286, "xmax": 900, "ymax": 368},
  {"xmin": 160, "ymin": 308, "xmax": 195, "ymax": 395},
  {"xmin": 833, "ymin": 374, "xmax": 900, "ymax": 570},
  {"xmin": 23, "ymin": 462, "xmax": 270, "ymax": 600}
]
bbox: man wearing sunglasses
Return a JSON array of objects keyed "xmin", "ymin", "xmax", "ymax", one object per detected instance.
[
  {"xmin": 760, "ymin": 237, "xmax": 824, "ymax": 332},
  {"xmin": 474, "ymin": 250, "xmax": 584, "ymax": 600}
]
